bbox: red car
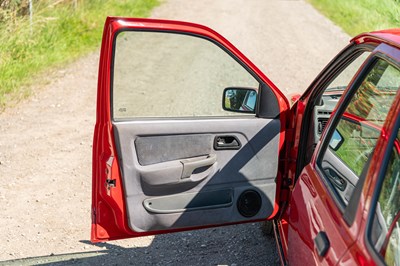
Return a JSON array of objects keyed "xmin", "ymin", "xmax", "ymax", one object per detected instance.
[{"xmin": 91, "ymin": 17, "xmax": 400, "ymax": 265}]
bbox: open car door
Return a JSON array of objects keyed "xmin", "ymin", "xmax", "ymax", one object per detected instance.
[{"xmin": 91, "ymin": 17, "xmax": 290, "ymax": 242}]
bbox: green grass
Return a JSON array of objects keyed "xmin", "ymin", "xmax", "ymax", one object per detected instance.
[
  {"xmin": 0, "ymin": 0, "xmax": 159, "ymax": 109},
  {"xmin": 308, "ymin": 0, "xmax": 400, "ymax": 36}
]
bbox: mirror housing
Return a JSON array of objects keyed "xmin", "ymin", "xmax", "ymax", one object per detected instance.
[{"xmin": 223, "ymin": 87, "xmax": 257, "ymax": 114}]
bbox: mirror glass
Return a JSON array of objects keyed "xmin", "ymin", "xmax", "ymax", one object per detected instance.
[
  {"xmin": 329, "ymin": 129, "xmax": 344, "ymax": 150},
  {"xmin": 223, "ymin": 88, "xmax": 257, "ymax": 113}
]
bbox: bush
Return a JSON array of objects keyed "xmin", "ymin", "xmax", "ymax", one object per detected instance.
[{"xmin": 0, "ymin": 0, "xmax": 159, "ymax": 109}]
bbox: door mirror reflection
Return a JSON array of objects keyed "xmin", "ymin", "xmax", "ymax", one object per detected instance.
[
  {"xmin": 223, "ymin": 87, "xmax": 257, "ymax": 113},
  {"xmin": 329, "ymin": 129, "xmax": 344, "ymax": 151}
]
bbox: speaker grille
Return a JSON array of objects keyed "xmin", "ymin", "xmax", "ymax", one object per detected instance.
[{"xmin": 237, "ymin": 190, "xmax": 262, "ymax": 217}]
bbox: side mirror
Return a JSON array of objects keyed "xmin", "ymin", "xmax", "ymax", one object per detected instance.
[
  {"xmin": 223, "ymin": 87, "xmax": 257, "ymax": 113},
  {"xmin": 329, "ymin": 129, "xmax": 344, "ymax": 151}
]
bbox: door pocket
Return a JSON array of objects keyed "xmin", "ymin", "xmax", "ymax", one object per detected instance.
[{"xmin": 143, "ymin": 189, "xmax": 233, "ymax": 214}]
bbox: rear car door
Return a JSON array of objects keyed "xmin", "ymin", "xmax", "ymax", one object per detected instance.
[{"xmin": 91, "ymin": 17, "xmax": 289, "ymax": 242}]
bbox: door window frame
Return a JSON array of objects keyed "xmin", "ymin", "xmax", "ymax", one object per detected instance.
[
  {"xmin": 295, "ymin": 43, "xmax": 376, "ymax": 180},
  {"xmin": 314, "ymin": 50, "xmax": 400, "ymax": 225},
  {"xmin": 365, "ymin": 97, "xmax": 400, "ymax": 265},
  {"xmin": 363, "ymin": 45, "xmax": 400, "ymax": 265}
]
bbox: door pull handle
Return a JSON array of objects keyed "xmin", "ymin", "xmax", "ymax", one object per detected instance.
[{"xmin": 180, "ymin": 154, "xmax": 217, "ymax": 179}]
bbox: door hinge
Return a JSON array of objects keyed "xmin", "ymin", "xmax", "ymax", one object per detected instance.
[
  {"xmin": 92, "ymin": 206, "xmax": 97, "ymax": 223},
  {"xmin": 282, "ymin": 177, "xmax": 292, "ymax": 188},
  {"xmin": 105, "ymin": 156, "xmax": 116, "ymax": 192},
  {"xmin": 106, "ymin": 179, "xmax": 116, "ymax": 189},
  {"xmin": 285, "ymin": 127, "xmax": 294, "ymax": 141},
  {"xmin": 283, "ymin": 178, "xmax": 292, "ymax": 187}
]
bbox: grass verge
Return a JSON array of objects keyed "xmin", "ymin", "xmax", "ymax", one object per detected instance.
[
  {"xmin": 0, "ymin": 0, "xmax": 159, "ymax": 109},
  {"xmin": 308, "ymin": 0, "xmax": 400, "ymax": 36}
]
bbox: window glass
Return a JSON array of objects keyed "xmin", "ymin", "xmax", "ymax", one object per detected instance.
[
  {"xmin": 326, "ymin": 53, "xmax": 370, "ymax": 93},
  {"xmin": 304, "ymin": 52, "xmax": 370, "ymax": 166},
  {"xmin": 371, "ymin": 127, "xmax": 400, "ymax": 265},
  {"xmin": 112, "ymin": 31, "xmax": 259, "ymax": 120},
  {"xmin": 330, "ymin": 119, "xmax": 380, "ymax": 176},
  {"xmin": 313, "ymin": 52, "xmax": 370, "ymax": 141},
  {"xmin": 319, "ymin": 59, "xmax": 400, "ymax": 205}
]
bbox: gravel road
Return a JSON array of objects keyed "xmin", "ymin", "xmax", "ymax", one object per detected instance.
[{"xmin": 0, "ymin": 0, "xmax": 348, "ymax": 265}]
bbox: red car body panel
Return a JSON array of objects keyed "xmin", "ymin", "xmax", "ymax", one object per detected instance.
[
  {"xmin": 92, "ymin": 17, "xmax": 290, "ymax": 242},
  {"xmin": 92, "ymin": 17, "xmax": 400, "ymax": 265},
  {"xmin": 287, "ymin": 164, "xmax": 357, "ymax": 264},
  {"xmin": 354, "ymin": 29, "xmax": 400, "ymax": 49}
]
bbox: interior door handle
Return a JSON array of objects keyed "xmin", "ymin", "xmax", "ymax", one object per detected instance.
[
  {"xmin": 324, "ymin": 168, "xmax": 347, "ymax": 191},
  {"xmin": 314, "ymin": 231, "xmax": 330, "ymax": 257},
  {"xmin": 180, "ymin": 154, "xmax": 217, "ymax": 179},
  {"xmin": 214, "ymin": 136, "xmax": 241, "ymax": 150}
]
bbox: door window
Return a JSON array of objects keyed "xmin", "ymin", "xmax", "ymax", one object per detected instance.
[
  {"xmin": 112, "ymin": 31, "xmax": 259, "ymax": 120},
  {"xmin": 318, "ymin": 58, "xmax": 400, "ymax": 206},
  {"xmin": 314, "ymin": 52, "xmax": 370, "ymax": 140},
  {"xmin": 302, "ymin": 51, "xmax": 371, "ymax": 166}
]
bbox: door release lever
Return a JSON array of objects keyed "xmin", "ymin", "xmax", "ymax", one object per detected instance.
[{"xmin": 214, "ymin": 135, "xmax": 241, "ymax": 150}]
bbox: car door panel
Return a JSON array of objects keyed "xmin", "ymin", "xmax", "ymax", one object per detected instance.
[
  {"xmin": 113, "ymin": 118, "xmax": 280, "ymax": 232},
  {"xmin": 92, "ymin": 17, "xmax": 289, "ymax": 242},
  {"xmin": 287, "ymin": 165, "xmax": 352, "ymax": 265}
]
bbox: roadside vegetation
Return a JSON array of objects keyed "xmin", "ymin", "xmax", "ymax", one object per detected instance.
[
  {"xmin": 0, "ymin": 0, "xmax": 159, "ymax": 109},
  {"xmin": 308, "ymin": 0, "xmax": 400, "ymax": 36}
]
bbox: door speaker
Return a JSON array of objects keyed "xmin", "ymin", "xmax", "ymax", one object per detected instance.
[{"xmin": 237, "ymin": 190, "xmax": 262, "ymax": 217}]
